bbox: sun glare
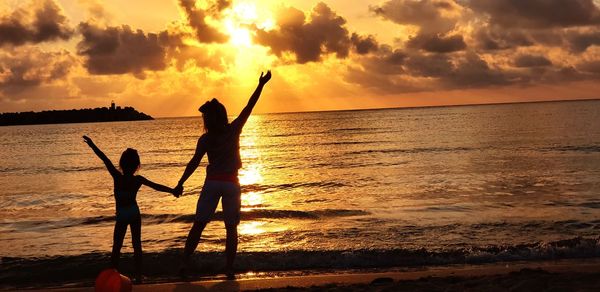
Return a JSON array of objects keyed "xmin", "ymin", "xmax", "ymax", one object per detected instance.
[
  {"xmin": 223, "ymin": 2, "xmax": 275, "ymax": 47},
  {"xmin": 225, "ymin": 21, "xmax": 253, "ymax": 46}
]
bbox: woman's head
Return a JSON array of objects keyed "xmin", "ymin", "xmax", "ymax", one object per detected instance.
[
  {"xmin": 119, "ymin": 148, "xmax": 140, "ymax": 175},
  {"xmin": 199, "ymin": 98, "xmax": 228, "ymax": 133}
]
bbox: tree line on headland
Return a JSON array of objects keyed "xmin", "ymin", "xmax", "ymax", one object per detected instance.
[{"xmin": 0, "ymin": 105, "xmax": 153, "ymax": 126}]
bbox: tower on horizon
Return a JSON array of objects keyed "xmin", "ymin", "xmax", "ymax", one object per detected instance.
[{"xmin": 110, "ymin": 101, "xmax": 115, "ymax": 110}]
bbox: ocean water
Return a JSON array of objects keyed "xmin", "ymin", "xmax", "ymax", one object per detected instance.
[{"xmin": 1, "ymin": 100, "xmax": 600, "ymax": 268}]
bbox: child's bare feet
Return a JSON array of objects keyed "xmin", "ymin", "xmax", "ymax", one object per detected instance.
[
  {"xmin": 133, "ymin": 274, "xmax": 143, "ymax": 284},
  {"xmin": 225, "ymin": 266, "xmax": 235, "ymax": 280}
]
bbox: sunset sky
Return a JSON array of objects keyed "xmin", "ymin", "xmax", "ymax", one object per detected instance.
[{"xmin": 1, "ymin": 0, "xmax": 600, "ymax": 117}]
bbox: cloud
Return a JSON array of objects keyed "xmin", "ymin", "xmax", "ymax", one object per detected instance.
[
  {"xmin": 567, "ymin": 29, "xmax": 600, "ymax": 53},
  {"xmin": 354, "ymin": 45, "xmax": 406, "ymax": 76},
  {"xmin": 403, "ymin": 52, "xmax": 453, "ymax": 77},
  {"xmin": 255, "ymin": 2, "xmax": 353, "ymax": 64},
  {"xmin": 77, "ymin": 0, "xmax": 111, "ymax": 23},
  {"xmin": 371, "ymin": 0, "xmax": 461, "ymax": 34},
  {"xmin": 178, "ymin": 0, "xmax": 230, "ymax": 43},
  {"xmin": 348, "ymin": 46, "xmax": 512, "ymax": 94},
  {"xmin": 467, "ymin": 0, "xmax": 600, "ymax": 29},
  {"xmin": 514, "ymin": 54, "xmax": 552, "ymax": 68},
  {"xmin": 0, "ymin": 47, "xmax": 74, "ymax": 95},
  {"xmin": 577, "ymin": 60, "xmax": 600, "ymax": 74},
  {"xmin": 474, "ymin": 26, "xmax": 534, "ymax": 50},
  {"xmin": 0, "ymin": 0, "xmax": 73, "ymax": 47},
  {"xmin": 77, "ymin": 22, "xmax": 184, "ymax": 77},
  {"xmin": 406, "ymin": 33, "xmax": 466, "ymax": 52},
  {"xmin": 351, "ymin": 33, "xmax": 379, "ymax": 55}
]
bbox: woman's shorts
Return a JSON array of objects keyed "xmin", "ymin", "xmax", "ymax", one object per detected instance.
[{"xmin": 195, "ymin": 180, "xmax": 241, "ymax": 225}]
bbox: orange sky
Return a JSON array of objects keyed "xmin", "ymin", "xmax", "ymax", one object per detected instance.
[{"xmin": 1, "ymin": 0, "xmax": 599, "ymax": 117}]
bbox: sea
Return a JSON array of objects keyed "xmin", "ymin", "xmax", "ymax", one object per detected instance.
[{"xmin": 1, "ymin": 100, "xmax": 600, "ymax": 283}]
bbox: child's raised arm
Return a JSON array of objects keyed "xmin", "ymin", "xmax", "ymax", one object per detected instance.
[
  {"xmin": 83, "ymin": 135, "xmax": 119, "ymax": 178},
  {"xmin": 137, "ymin": 176, "xmax": 177, "ymax": 196}
]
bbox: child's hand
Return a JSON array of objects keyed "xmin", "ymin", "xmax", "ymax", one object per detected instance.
[{"xmin": 82, "ymin": 135, "xmax": 94, "ymax": 147}]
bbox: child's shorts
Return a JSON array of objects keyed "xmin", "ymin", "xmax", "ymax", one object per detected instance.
[
  {"xmin": 195, "ymin": 180, "xmax": 241, "ymax": 225},
  {"xmin": 116, "ymin": 204, "xmax": 141, "ymax": 224}
]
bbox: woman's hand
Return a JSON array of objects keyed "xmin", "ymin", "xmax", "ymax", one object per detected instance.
[{"xmin": 259, "ymin": 70, "xmax": 271, "ymax": 85}]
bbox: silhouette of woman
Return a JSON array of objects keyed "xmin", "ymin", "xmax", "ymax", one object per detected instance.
[{"xmin": 174, "ymin": 70, "xmax": 271, "ymax": 279}]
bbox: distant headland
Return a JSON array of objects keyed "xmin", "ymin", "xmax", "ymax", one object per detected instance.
[{"xmin": 0, "ymin": 102, "xmax": 153, "ymax": 126}]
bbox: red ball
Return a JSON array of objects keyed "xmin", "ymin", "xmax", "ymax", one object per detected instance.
[{"xmin": 95, "ymin": 268, "xmax": 132, "ymax": 292}]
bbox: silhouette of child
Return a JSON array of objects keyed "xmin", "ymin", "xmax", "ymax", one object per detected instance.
[{"xmin": 83, "ymin": 135, "xmax": 177, "ymax": 283}]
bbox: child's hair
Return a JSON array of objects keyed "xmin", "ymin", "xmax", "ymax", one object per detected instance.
[
  {"xmin": 199, "ymin": 98, "xmax": 228, "ymax": 134},
  {"xmin": 119, "ymin": 148, "xmax": 140, "ymax": 175}
]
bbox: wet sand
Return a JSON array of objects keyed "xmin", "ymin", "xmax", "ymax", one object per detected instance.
[{"xmin": 15, "ymin": 258, "xmax": 600, "ymax": 291}]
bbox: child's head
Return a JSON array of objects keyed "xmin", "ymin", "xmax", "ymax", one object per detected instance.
[
  {"xmin": 119, "ymin": 148, "xmax": 140, "ymax": 175},
  {"xmin": 199, "ymin": 98, "xmax": 228, "ymax": 134}
]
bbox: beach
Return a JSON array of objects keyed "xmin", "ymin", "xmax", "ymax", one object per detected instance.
[{"xmin": 5, "ymin": 259, "xmax": 600, "ymax": 291}]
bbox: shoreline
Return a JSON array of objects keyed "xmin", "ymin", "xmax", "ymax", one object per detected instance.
[{"xmin": 10, "ymin": 258, "xmax": 600, "ymax": 291}]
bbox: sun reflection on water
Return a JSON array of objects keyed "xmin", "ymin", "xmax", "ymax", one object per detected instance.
[
  {"xmin": 242, "ymin": 191, "xmax": 263, "ymax": 209},
  {"xmin": 239, "ymin": 221, "xmax": 266, "ymax": 235}
]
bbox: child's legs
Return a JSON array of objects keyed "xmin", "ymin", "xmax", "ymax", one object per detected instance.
[
  {"xmin": 111, "ymin": 221, "xmax": 128, "ymax": 268},
  {"xmin": 130, "ymin": 214, "xmax": 142, "ymax": 275}
]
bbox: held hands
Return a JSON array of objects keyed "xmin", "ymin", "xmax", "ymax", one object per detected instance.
[
  {"xmin": 173, "ymin": 184, "xmax": 183, "ymax": 198},
  {"xmin": 259, "ymin": 70, "xmax": 271, "ymax": 85}
]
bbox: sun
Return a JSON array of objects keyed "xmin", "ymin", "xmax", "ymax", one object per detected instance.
[
  {"xmin": 222, "ymin": 2, "xmax": 275, "ymax": 47},
  {"xmin": 225, "ymin": 21, "xmax": 253, "ymax": 46}
]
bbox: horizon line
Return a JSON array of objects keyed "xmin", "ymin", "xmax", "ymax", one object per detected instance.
[{"xmin": 159, "ymin": 98, "xmax": 600, "ymax": 119}]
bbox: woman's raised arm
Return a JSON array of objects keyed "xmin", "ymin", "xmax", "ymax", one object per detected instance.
[{"xmin": 232, "ymin": 70, "xmax": 271, "ymax": 130}]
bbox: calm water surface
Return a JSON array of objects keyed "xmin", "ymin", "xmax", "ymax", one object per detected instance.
[{"xmin": 1, "ymin": 100, "xmax": 599, "ymax": 261}]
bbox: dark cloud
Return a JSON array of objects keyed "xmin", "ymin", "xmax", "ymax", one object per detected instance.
[
  {"xmin": 0, "ymin": 48, "xmax": 74, "ymax": 95},
  {"xmin": 351, "ymin": 33, "xmax": 379, "ymax": 55},
  {"xmin": 178, "ymin": 0, "xmax": 229, "ymax": 43},
  {"xmin": 403, "ymin": 53, "xmax": 453, "ymax": 77},
  {"xmin": 370, "ymin": 0, "xmax": 459, "ymax": 34},
  {"xmin": 255, "ymin": 2, "xmax": 352, "ymax": 63},
  {"xmin": 467, "ymin": 0, "xmax": 600, "ymax": 29},
  {"xmin": 474, "ymin": 26, "xmax": 534, "ymax": 50},
  {"xmin": 567, "ymin": 30, "xmax": 600, "ymax": 53},
  {"xmin": 355, "ymin": 45, "xmax": 406, "ymax": 75},
  {"xmin": 577, "ymin": 60, "xmax": 600, "ymax": 74},
  {"xmin": 370, "ymin": 1, "xmax": 465, "ymax": 54},
  {"xmin": 514, "ymin": 54, "xmax": 552, "ymax": 68},
  {"xmin": 447, "ymin": 53, "xmax": 510, "ymax": 87},
  {"xmin": 405, "ymin": 52, "xmax": 508, "ymax": 87},
  {"xmin": 349, "ymin": 45, "xmax": 512, "ymax": 93},
  {"xmin": 406, "ymin": 33, "xmax": 467, "ymax": 53},
  {"xmin": 0, "ymin": 0, "xmax": 72, "ymax": 47},
  {"xmin": 77, "ymin": 23, "xmax": 183, "ymax": 76}
]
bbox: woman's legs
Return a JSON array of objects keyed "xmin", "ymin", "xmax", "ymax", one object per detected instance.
[
  {"xmin": 110, "ymin": 221, "xmax": 128, "ymax": 269},
  {"xmin": 183, "ymin": 220, "xmax": 208, "ymax": 260},
  {"xmin": 225, "ymin": 223, "xmax": 238, "ymax": 276},
  {"xmin": 182, "ymin": 181, "xmax": 220, "ymax": 268},
  {"xmin": 222, "ymin": 182, "xmax": 241, "ymax": 278}
]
